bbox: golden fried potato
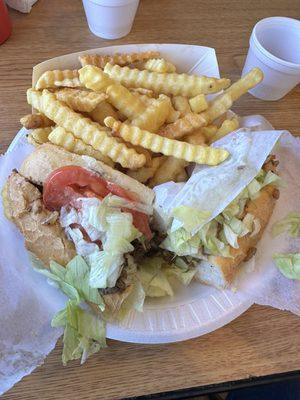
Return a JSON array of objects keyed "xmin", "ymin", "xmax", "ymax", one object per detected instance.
[
  {"xmin": 189, "ymin": 94, "xmax": 208, "ymax": 113},
  {"xmin": 88, "ymin": 100, "xmax": 120, "ymax": 125},
  {"xmin": 27, "ymin": 89, "xmax": 146, "ymax": 169},
  {"xmin": 35, "ymin": 70, "xmax": 81, "ymax": 90},
  {"xmin": 172, "ymin": 96, "xmax": 192, "ymax": 116},
  {"xmin": 183, "ymin": 128, "xmax": 207, "ymax": 145},
  {"xmin": 20, "ymin": 113, "xmax": 55, "ymax": 129},
  {"xmin": 159, "ymin": 112, "xmax": 208, "ymax": 139},
  {"xmin": 203, "ymin": 68, "xmax": 264, "ymax": 123},
  {"xmin": 210, "ymin": 117, "xmax": 239, "ymax": 143},
  {"xmin": 79, "ymin": 51, "xmax": 160, "ymax": 68},
  {"xmin": 148, "ymin": 156, "xmax": 188, "ymax": 187},
  {"xmin": 127, "ymin": 156, "xmax": 166, "ymax": 183},
  {"xmin": 55, "ymin": 88, "xmax": 107, "ymax": 112},
  {"xmin": 130, "ymin": 95, "xmax": 171, "ymax": 132},
  {"xmin": 143, "ymin": 58, "xmax": 176, "ymax": 73},
  {"xmin": 48, "ymin": 126, "xmax": 114, "ymax": 166},
  {"xmin": 29, "ymin": 127, "xmax": 53, "ymax": 144},
  {"xmin": 104, "ymin": 117, "xmax": 229, "ymax": 166},
  {"xmin": 104, "ymin": 63, "xmax": 231, "ymax": 96}
]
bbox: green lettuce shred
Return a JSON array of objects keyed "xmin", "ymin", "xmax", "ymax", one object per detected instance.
[
  {"xmin": 272, "ymin": 213, "xmax": 300, "ymax": 238},
  {"xmin": 138, "ymin": 256, "xmax": 196, "ymax": 297},
  {"xmin": 31, "ymin": 254, "xmax": 107, "ymax": 364},
  {"xmin": 32, "ymin": 255, "xmax": 105, "ymax": 310},
  {"xmin": 55, "ymin": 300, "xmax": 106, "ymax": 365},
  {"xmin": 88, "ymin": 203, "xmax": 141, "ymax": 289},
  {"xmin": 273, "ymin": 253, "xmax": 300, "ymax": 280},
  {"xmin": 162, "ymin": 168, "xmax": 280, "ymax": 259}
]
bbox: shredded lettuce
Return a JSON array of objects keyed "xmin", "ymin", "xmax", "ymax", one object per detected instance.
[
  {"xmin": 33, "ymin": 255, "xmax": 105, "ymax": 311},
  {"xmin": 273, "ymin": 253, "xmax": 300, "ymax": 280},
  {"xmin": 88, "ymin": 252, "xmax": 123, "ymax": 289},
  {"xmin": 161, "ymin": 167, "xmax": 279, "ymax": 259},
  {"xmin": 138, "ymin": 256, "xmax": 196, "ymax": 297},
  {"xmin": 272, "ymin": 213, "xmax": 300, "ymax": 238},
  {"xmin": 171, "ymin": 206, "xmax": 210, "ymax": 233},
  {"xmin": 101, "ymin": 256, "xmax": 146, "ymax": 321},
  {"xmin": 88, "ymin": 210, "xmax": 141, "ymax": 289},
  {"xmin": 53, "ymin": 300, "xmax": 106, "ymax": 365},
  {"xmin": 117, "ymin": 280, "xmax": 146, "ymax": 320},
  {"xmin": 31, "ymin": 254, "xmax": 107, "ymax": 365}
]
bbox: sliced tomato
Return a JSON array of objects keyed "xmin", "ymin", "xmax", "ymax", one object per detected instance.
[
  {"xmin": 106, "ymin": 182, "xmax": 138, "ymax": 202},
  {"xmin": 43, "ymin": 166, "xmax": 109, "ymax": 210},
  {"xmin": 127, "ymin": 209, "xmax": 153, "ymax": 240},
  {"xmin": 43, "ymin": 165, "xmax": 152, "ymax": 239}
]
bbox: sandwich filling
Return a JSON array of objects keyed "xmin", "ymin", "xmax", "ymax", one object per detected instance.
[
  {"xmin": 41, "ymin": 165, "xmax": 197, "ymax": 298},
  {"xmin": 161, "ymin": 156, "xmax": 280, "ymax": 261}
]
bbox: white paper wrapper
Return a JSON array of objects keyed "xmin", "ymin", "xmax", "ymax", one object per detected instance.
[
  {"xmin": 0, "ymin": 135, "xmax": 66, "ymax": 395},
  {"xmin": 0, "ymin": 44, "xmax": 299, "ymax": 395}
]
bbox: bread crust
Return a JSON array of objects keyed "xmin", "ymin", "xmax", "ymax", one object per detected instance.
[
  {"xmin": 20, "ymin": 143, "xmax": 154, "ymax": 206},
  {"xmin": 207, "ymin": 184, "xmax": 277, "ymax": 286},
  {"xmin": 2, "ymin": 171, "xmax": 76, "ymax": 266}
]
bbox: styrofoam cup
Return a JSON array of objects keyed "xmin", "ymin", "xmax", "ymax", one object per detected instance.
[
  {"xmin": 242, "ymin": 17, "xmax": 300, "ymax": 101},
  {"xmin": 82, "ymin": 0, "xmax": 140, "ymax": 40}
]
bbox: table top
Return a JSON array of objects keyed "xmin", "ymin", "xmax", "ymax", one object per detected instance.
[{"xmin": 1, "ymin": 0, "xmax": 300, "ymax": 399}]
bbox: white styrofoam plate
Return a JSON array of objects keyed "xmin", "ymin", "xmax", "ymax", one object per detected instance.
[{"xmin": 8, "ymin": 44, "xmax": 255, "ymax": 344}]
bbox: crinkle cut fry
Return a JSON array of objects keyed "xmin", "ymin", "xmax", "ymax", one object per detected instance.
[
  {"xmin": 104, "ymin": 63, "xmax": 231, "ymax": 97},
  {"xmin": 79, "ymin": 51, "xmax": 161, "ymax": 68},
  {"xmin": 161, "ymin": 68, "xmax": 264, "ymax": 139},
  {"xmin": 159, "ymin": 112, "xmax": 208, "ymax": 139},
  {"xmin": 79, "ymin": 66, "xmax": 147, "ymax": 120},
  {"xmin": 55, "ymin": 88, "xmax": 107, "ymax": 112},
  {"xmin": 26, "ymin": 89, "xmax": 146, "ymax": 169},
  {"xmin": 48, "ymin": 126, "xmax": 114, "ymax": 166},
  {"xmin": 20, "ymin": 113, "xmax": 55, "ymax": 129},
  {"xmin": 35, "ymin": 70, "xmax": 81, "ymax": 90},
  {"xmin": 143, "ymin": 58, "xmax": 176, "ymax": 73},
  {"xmin": 202, "ymin": 68, "xmax": 264, "ymax": 123},
  {"xmin": 130, "ymin": 94, "xmax": 171, "ymax": 132},
  {"xmin": 104, "ymin": 117, "xmax": 229, "ymax": 166}
]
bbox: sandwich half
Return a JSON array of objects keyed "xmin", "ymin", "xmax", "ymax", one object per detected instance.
[{"xmin": 161, "ymin": 155, "xmax": 280, "ymax": 288}]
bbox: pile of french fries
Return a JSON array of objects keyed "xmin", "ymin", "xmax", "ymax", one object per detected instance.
[{"xmin": 21, "ymin": 50, "xmax": 263, "ymax": 187}]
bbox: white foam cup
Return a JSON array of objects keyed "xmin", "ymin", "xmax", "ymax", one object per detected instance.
[
  {"xmin": 82, "ymin": 0, "xmax": 140, "ymax": 40},
  {"xmin": 242, "ymin": 17, "xmax": 300, "ymax": 100}
]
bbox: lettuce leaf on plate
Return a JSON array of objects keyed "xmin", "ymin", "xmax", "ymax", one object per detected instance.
[
  {"xmin": 31, "ymin": 254, "xmax": 107, "ymax": 364},
  {"xmin": 272, "ymin": 213, "xmax": 300, "ymax": 238},
  {"xmin": 273, "ymin": 253, "xmax": 300, "ymax": 280},
  {"xmin": 52, "ymin": 300, "xmax": 106, "ymax": 365},
  {"xmin": 31, "ymin": 254, "xmax": 105, "ymax": 310},
  {"xmin": 138, "ymin": 256, "xmax": 196, "ymax": 297}
]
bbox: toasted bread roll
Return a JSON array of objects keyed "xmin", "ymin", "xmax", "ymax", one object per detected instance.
[
  {"xmin": 20, "ymin": 143, "xmax": 155, "ymax": 206},
  {"xmin": 196, "ymin": 185, "xmax": 278, "ymax": 288},
  {"xmin": 2, "ymin": 171, "xmax": 76, "ymax": 266}
]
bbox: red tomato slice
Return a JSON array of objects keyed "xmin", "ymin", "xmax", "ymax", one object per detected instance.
[
  {"xmin": 126, "ymin": 209, "xmax": 153, "ymax": 240},
  {"xmin": 43, "ymin": 166, "xmax": 109, "ymax": 210},
  {"xmin": 106, "ymin": 182, "xmax": 138, "ymax": 202},
  {"xmin": 43, "ymin": 165, "xmax": 152, "ymax": 239}
]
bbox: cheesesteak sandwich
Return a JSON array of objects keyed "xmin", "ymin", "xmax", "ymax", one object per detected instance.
[
  {"xmin": 1, "ymin": 143, "xmax": 280, "ymax": 363},
  {"xmin": 2, "ymin": 143, "xmax": 198, "ymax": 363}
]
